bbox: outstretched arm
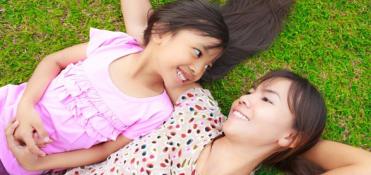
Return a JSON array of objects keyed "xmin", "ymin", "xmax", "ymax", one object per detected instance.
[
  {"xmin": 7, "ymin": 121, "xmax": 132, "ymax": 171},
  {"xmin": 121, "ymin": 0, "xmax": 152, "ymax": 44},
  {"xmin": 14, "ymin": 43, "xmax": 88, "ymax": 157},
  {"xmin": 303, "ymin": 140, "xmax": 371, "ymax": 175},
  {"xmin": 121, "ymin": 0, "xmax": 200, "ymax": 103},
  {"xmin": 37, "ymin": 136, "xmax": 131, "ymax": 171}
]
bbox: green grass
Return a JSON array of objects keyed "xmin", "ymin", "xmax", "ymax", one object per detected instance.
[{"xmin": 0, "ymin": 0, "xmax": 369, "ymax": 174}]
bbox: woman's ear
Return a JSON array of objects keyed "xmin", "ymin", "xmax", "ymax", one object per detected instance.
[{"xmin": 278, "ymin": 131, "xmax": 299, "ymax": 148}]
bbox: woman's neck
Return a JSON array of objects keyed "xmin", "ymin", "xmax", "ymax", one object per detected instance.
[{"xmin": 198, "ymin": 137, "xmax": 276, "ymax": 175}]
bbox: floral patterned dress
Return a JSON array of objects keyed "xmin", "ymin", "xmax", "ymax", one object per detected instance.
[{"xmin": 64, "ymin": 87, "xmax": 225, "ymax": 175}]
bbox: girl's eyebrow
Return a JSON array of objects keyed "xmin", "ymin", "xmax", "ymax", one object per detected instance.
[
  {"xmin": 263, "ymin": 89, "xmax": 281, "ymax": 100},
  {"xmin": 194, "ymin": 43, "xmax": 207, "ymax": 53}
]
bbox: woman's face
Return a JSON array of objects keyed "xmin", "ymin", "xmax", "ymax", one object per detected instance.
[{"xmin": 223, "ymin": 78, "xmax": 297, "ymax": 147}]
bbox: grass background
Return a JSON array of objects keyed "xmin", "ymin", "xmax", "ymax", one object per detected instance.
[{"xmin": 0, "ymin": 0, "xmax": 369, "ymax": 174}]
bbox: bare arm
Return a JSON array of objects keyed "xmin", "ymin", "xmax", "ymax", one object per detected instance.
[
  {"xmin": 303, "ymin": 140, "xmax": 371, "ymax": 175},
  {"xmin": 6, "ymin": 120, "xmax": 131, "ymax": 171},
  {"xmin": 20, "ymin": 43, "xmax": 88, "ymax": 105},
  {"xmin": 121, "ymin": 0, "xmax": 152, "ymax": 44},
  {"xmin": 14, "ymin": 43, "xmax": 88, "ymax": 156},
  {"xmin": 121, "ymin": 0, "xmax": 202, "ymax": 103},
  {"xmin": 35, "ymin": 135, "xmax": 132, "ymax": 170}
]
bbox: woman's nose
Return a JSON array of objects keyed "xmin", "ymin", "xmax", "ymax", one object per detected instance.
[{"xmin": 239, "ymin": 95, "xmax": 251, "ymax": 107}]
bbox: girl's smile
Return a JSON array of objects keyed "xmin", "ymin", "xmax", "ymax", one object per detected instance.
[{"xmin": 176, "ymin": 67, "xmax": 190, "ymax": 82}]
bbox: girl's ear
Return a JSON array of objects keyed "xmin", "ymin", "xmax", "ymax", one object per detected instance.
[
  {"xmin": 150, "ymin": 22, "xmax": 168, "ymax": 44},
  {"xmin": 278, "ymin": 130, "xmax": 299, "ymax": 148},
  {"xmin": 151, "ymin": 32, "xmax": 162, "ymax": 44}
]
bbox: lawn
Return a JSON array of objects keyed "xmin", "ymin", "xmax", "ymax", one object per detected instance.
[{"xmin": 0, "ymin": 0, "xmax": 369, "ymax": 174}]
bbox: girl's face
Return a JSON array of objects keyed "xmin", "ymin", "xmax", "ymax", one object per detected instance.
[
  {"xmin": 223, "ymin": 78, "xmax": 297, "ymax": 148},
  {"xmin": 153, "ymin": 30, "xmax": 223, "ymax": 88}
]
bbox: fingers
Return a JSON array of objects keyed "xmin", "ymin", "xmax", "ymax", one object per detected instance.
[
  {"xmin": 5, "ymin": 120, "xmax": 20, "ymax": 148},
  {"xmin": 33, "ymin": 121, "xmax": 52, "ymax": 144},
  {"xmin": 32, "ymin": 132, "xmax": 49, "ymax": 148},
  {"xmin": 11, "ymin": 123, "xmax": 46, "ymax": 156},
  {"xmin": 33, "ymin": 132, "xmax": 45, "ymax": 148},
  {"xmin": 29, "ymin": 120, "xmax": 52, "ymax": 148},
  {"xmin": 22, "ymin": 131, "xmax": 46, "ymax": 157}
]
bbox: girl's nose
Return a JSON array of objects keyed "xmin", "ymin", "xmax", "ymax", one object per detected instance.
[{"xmin": 189, "ymin": 62, "xmax": 207, "ymax": 76}]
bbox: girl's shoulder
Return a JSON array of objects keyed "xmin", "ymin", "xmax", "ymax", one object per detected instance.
[{"xmin": 86, "ymin": 28, "xmax": 143, "ymax": 59}]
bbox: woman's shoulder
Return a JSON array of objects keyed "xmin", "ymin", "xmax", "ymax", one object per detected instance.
[
  {"xmin": 174, "ymin": 86, "xmax": 219, "ymax": 111},
  {"xmin": 166, "ymin": 83, "xmax": 218, "ymax": 108},
  {"xmin": 169, "ymin": 86, "xmax": 225, "ymax": 134}
]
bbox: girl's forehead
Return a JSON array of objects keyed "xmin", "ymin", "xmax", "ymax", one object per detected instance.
[{"xmin": 175, "ymin": 29, "xmax": 222, "ymax": 44}]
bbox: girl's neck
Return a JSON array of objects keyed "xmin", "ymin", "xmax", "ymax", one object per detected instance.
[
  {"xmin": 198, "ymin": 137, "xmax": 276, "ymax": 175},
  {"xmin": 127, "ymin": 45, "xmax": 163, "ymax": 87}
]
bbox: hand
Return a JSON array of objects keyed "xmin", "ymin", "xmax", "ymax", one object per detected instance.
[
  {"xmin": 6, "ymin": 120, "xmax": 43, "ymax": 171},
  {"xmin": 13, "ymin": 102, "xmax": 51, "ymax": 156}
]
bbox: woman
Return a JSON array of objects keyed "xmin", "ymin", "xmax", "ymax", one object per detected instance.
[{"xmin": 8, "ymin": 70, "xmax": 370, "ymax": 174}]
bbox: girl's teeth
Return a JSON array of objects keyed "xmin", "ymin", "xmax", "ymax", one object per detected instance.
[
  {"xmin": 233, "ymin": 111, "xmax": 249, "ymax": 121},
  {"xmin": 177, "ymin": 69, "xmax": 187, "ymax": 81}
]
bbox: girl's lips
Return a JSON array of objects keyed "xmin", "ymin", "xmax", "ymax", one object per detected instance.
[
  {"xmin": 176, "ymin": 68, "xmax": 187, "ymax": 81},
  {"xmin": 176, "ymin": 67, "xmax": 192, "ymax": 82}
]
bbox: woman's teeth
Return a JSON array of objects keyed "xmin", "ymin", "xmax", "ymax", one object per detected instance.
[
  {"xmin": 177, "ymin": 69, "xmax": 187, "ymax": 81},
  {"xmin": 233, "ymin": 110, "xmax": 249, "ymax": 121}
]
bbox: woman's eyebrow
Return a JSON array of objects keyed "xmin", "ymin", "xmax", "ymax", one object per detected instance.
[{"xmin": 263, "ymin": 89, "xmax": 281, "ymax": 100}]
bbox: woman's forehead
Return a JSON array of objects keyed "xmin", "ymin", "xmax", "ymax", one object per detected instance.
[{"xmin": 258, "ymin": 78, "xmax": 292, "ymax": 95}]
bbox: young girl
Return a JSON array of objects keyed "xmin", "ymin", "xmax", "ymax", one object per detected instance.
[{"xmin": 0, "ymin": 0, "xmax": 229, "ymax": 174}]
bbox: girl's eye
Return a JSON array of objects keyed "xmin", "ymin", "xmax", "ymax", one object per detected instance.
[
  {"xmin": 193, "ymin": 48, "xmax": 203, "ymax": 58},
  {"xmin": 262, "ymin": 97, "xmax": 273, "ymax": 104}
]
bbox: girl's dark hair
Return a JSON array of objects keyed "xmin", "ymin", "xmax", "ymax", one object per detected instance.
[
  {"xmin": 144, "ymin": 0, "xmax": 229, "ymax": 49},
  {"xmin": 201, "ymin": 0, "xmax": 295, "ymax": 81},
  {"xmin": 258, "ymin": 70, "xmax": 327, "ymax": 175}
]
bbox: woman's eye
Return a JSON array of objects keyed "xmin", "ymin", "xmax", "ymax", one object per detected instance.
[
  {"xmin": 262, "ymin": 97, "xmax": 273, "ymax": 104},
  {"xmin": 193, "ymin": 48, "xmax": 202, "ymax": 58},
  {"xmin": 246, "ymin": 89, "xmax": 254, "ymax": 95},
  {"xmin": 205, "ymin": 63, "xmax": 213, "ymax": 70}
]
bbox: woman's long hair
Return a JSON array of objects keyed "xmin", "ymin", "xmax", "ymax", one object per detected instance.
[
  {"xmin": 211, "ymin": 70, "xmax": 327, "ymax": 175},
  {"xmin": 201, "ymin": 0, "xmax": 295, "ymax": 81},
  {"xmin": 258, "ymin": 70, "xmax": 327, "ymax": 175}
]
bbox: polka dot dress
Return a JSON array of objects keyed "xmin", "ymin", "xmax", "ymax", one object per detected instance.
[{"xmin": 64, "ymin": 87, "xmax": 225, "ymax": 175}]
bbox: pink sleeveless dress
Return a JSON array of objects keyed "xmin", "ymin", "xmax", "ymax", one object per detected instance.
[{"xmin": 0, "ymin": 28, "xmax": 173, "ymax": 175}]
